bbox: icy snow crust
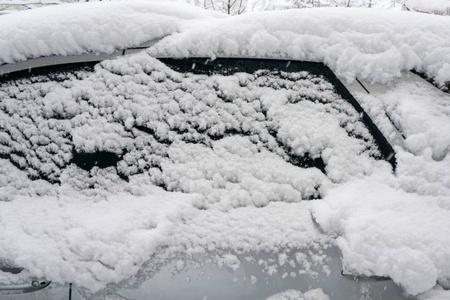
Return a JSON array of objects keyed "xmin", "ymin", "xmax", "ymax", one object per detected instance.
[{"xmin": 0, "ymin": 54, "xmax": 388, "ymax": 293}]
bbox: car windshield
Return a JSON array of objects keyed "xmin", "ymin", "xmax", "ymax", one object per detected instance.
[{"xmin": 0, "ymin": 55, "xmax": 402, "ymax": 299}]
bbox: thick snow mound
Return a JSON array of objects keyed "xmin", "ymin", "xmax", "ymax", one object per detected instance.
[
  {"xmin": 313, "ymin": 178, "xmax": 450, "ymax": 295},
  {"xmin": 0, "ymin": 0, "xmax": 225, "ymax": 64},
  {"xmin": 152, "ymin": 7, "xmax": 450, "ymax": 87}
]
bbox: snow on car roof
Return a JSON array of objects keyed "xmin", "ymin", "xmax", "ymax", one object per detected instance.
[
  {"xmin": 1, "ymin": 2, "xmax": 450, "ymax": 88},
  {"xmin": 0, "ymin": 1, "xmax": 225, "ymax": 64},
  {"xmin": 151, "ymin": 7, "xmax": 450, "ymax": 89},
  {"xmin": 0, "ymin": 2, "xmax": 449, "ymax": 299}
]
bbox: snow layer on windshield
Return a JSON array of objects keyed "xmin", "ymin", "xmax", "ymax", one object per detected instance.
[
  {"xmin": 0, "ymin": 53, "xmax": 386, "ymax": 292},
  {"xmin": 0, "ymin": 1, "xmax": 224, "ymax": 64},
  {"xmin": 151, "ymin": 7, "xmax": 450, "ymax": 88},
  {"xmin": 0, "ymin": 54, "xmax": 385, "ymax": 200}
]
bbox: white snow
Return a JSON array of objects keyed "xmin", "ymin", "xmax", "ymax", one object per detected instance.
[
  {"xmin": 1, "ymin": 1, "xmax": 450, "ymax": 299},
  {"xmin": 418, "ymin": 286, "xmax": 450, "ymax": 300},
  {"xmin": 265, "ymin": 288, "xmax": 329, "ymax": 300},
  {"xmin": 1, "ymin": 3, "xmax": 450, "ymax": 87},
  {"xmin": 312, "ymin": 75, "xmax": 450, "ymax": 296},
  {"xmin": 151, "ymin": 7, "xmax": 450, "ymax": 88},
  {"xmin": 406, "ymin": 0, "xmax": 450, "ymax": 11},
  {"xmin": 0, "ymin": 1, "xmax": 225, "ymax": 64},
  {"xmin": 313, "ymin": 177, "xmax": 450, "ymax": 295},
  {"xmin": 0, "ymin": 185, "xmax": 200, "ymax": 291},
  {"xmin": 1, "ymin": 53, "xmax": 368, "ymax": 292}
]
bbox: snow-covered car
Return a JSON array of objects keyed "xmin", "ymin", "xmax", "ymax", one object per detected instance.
[{"xmin": 1, "ymin": 1, "xmax": 449, "ymax": 300}]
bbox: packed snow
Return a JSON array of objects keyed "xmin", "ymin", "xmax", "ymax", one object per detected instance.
[{"xmin": 1, "ymin": 1, "xmax": 450, "ymax": 300}]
